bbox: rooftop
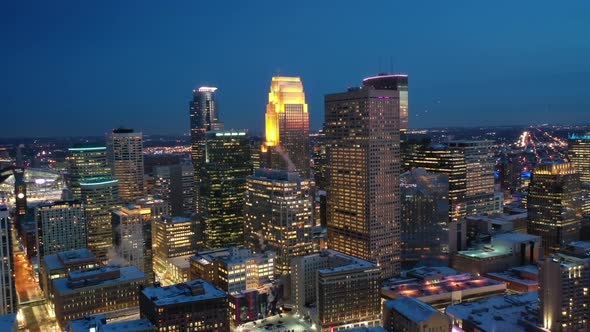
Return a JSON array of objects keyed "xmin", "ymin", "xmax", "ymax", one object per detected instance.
[
  {"xmin": 53, "ymin": 266, "xmax": 146, "ymax": 294},
  {"xmin": 385, "ymin": 297, "xmax": 441, "ymax": 323},
  {"xmin": 456, "ymin": 248, "xmax": 511, "ymax": 259},
  {"xmin": 445, "ymin": 292, "xmax": 539, "ymax": 332},
  {"xmin": 66, "ymin": 314, "xmax": 154, "ymax": 332},
  {"xmin": 43, "ymin": 248, "xmax": 97, "ymax": 271},
  {"xmin": 310, "ymin": 250, "xmax": 378, "ymax": 274},
  {"xmin": 339, "ymin": 327, "xmax": 388, "ymax": 332},
  {"xmin": 238, "ymin": 313, "xmax": 314, "ymax": 332},
  {"xmin": 141, "ymin": 279, "xmax": 226, "ymax": 306},
  {"xmin": 493, "ymin": 232, "xmax": 541, "ymax": 244}
]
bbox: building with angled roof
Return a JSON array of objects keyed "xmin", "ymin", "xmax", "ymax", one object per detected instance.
[{"xmin": 383, "ymin": 297, "xmax": 450, "ymax": 332}]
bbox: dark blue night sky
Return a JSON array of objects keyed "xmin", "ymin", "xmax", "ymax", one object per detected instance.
[{"xmin": 2, "ymin": 0, "xmax": 589, "ymax": 137}]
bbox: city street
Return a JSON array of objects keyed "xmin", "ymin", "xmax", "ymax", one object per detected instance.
[{"xmin": 13, "ymin": 236, "xmax": 59, "ymax": 331}]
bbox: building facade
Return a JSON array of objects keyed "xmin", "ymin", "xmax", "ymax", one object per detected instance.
[
  {"xmin": 383, "ymin": 297, "xmax": 450, "ymax": 332},
  {"xmin": 153, "ymin": 164, "xmax": 194, "ymax": 216},
  {"xmin": 244, "ymin": 169, "xmax": 314, "ymax": 274},
  {"xmin": 153, "ymin": 216, "xmax": 199, "ymax": 277},
  {"xmin": 262, "ymin": 76, "xmax": 310, "ymax": 178},
  {"xmin": 107, "ymin": 128, "xmax": 145, "ymax": 202},
  {"xmin": 201, "ymin": 131, "xmax": 252, "ymax": 248},
  {"xmin": 528, "ymin": 163, "xmax": 582, "ymax": 253},
  {"xmin": 0, "ymin": 206, "xmax": 16, "ymax": 315},
  {"xmin": 139, "ymin": 279, "xmax": 228, "ymax": 332},
  {"xmin": 362, "ymin": 73, "xmax": 409, "ymax": 133},
  {"xmin": 35, "ymin": 200, "xmax": 87, "ymax": 258},
  {"xmin": 324, "ymin": 85, "xmax": 401, "ymax": 278},
  {"xmin": 190, "ymin": 86, "xmax": 224, "ymax": 215}
]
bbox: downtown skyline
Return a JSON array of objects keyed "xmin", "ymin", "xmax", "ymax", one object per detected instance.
[{"xmin": 2, "ymin": 1, "xmax": 590, "ymax": 137}]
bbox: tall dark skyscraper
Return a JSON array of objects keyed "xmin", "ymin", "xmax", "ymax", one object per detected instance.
[
  {"xmin": 201, "ymin": 131, "xmax": 252, "ymax": 248},
  {"xmin": 528, "ymin": 162, "xmax": 582, "ymax": 253},
  {"xmin": 0, "ymin": 205, "xmax": 16, "ymax": 315},
  {"xmin": 68, "ymin": 145, "xmax": 119, "ymax": 261},
  {"xmin": 324, "ymin": 83, "xmax": 401, "ymax": 278},
  {"xmin": 362, "ymin": 74, "xmax": 409, "ymax": 133},
  {"xmin": 262, "ymin": 76, "xmax": 310, "ymax": 178},
  {"xmin": 190, "ymin": 87, "xmax": 224, "ymax": 214}
]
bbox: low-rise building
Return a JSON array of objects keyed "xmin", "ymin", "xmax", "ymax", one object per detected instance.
[
  {"xmin": 381, "ymin": 266, "xmax": 506, "ymax": 309},
  {"xmin": 484, "ymin": 265, "xmax": 539, "ymax": 293},
  {"xmin": 228, "ymin": 283, "xmax": 283, "ymax": 327},
  {"xmin": 189, "ymin": 246, "xmax": 275, "ymax": 293},
  {"xmin": 291, "ymin": 250, "xmax": 381, "ymax": 332},
  {"xmin": 65, "ymin": 314, "xmax": 154, "ymax": 332},
  {"xmin": 139, "ymin": 279, "xmax": 228, "ymax": 332},
  {"xmin": 52, "ymin": 266, "xmax": 147, "ymax": 329},
  {"xmin": 40, "ymin": 249, "xmax": 99, "ymax": 311},
  {"xmin": 383, "ymin": 297, "xmax": 451, "ymax": 332},
  {"xmin": 446, "ymin": 292, "xmax": 541, "ymax": 332},
  {"xmin": 452, "ymin": 232, "xmax": 541, "ymax": 275}
]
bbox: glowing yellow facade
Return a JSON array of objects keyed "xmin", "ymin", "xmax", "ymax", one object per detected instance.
[
  {"xmin": 265, "ymin": 76, "xmax": 308, "ymax": 146},
  {"xmin": 263, "ymin": 76, "xmax": 310, "ymax": 177}
]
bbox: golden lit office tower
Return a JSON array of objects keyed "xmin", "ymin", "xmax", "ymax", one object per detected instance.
[
  {"xmin": 569, "ymin": 133, "xmax": 590, "ymax": 214},
  {"xmin": 324, "ymin": 84, "xmax": 401, "ymax": 279},
  {"xmin": 107, "ymin": 128, "xmax": 145, "ymax": 202},
  {"xmin": 243, "ymin": 169, "xmax": 314, "ymax": 274},
  {"xmin": 528, "ymin": 162, "xmax": 582, "ymax": 254},
  {"xmin": 262, "ymin": 76, "xmax": 310, "ymax": 178},
  {"xmin": 189, "ymin": 87, "xmax": 224, "ymax": 214}
]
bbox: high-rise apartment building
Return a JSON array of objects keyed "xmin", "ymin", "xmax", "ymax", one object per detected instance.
[
  {"xmin": 540, "ymin": 242, "xmax": 590, "ymax": 332},
  {"xmin": 324, "ymin": 84, "xmax": 401, "ymax": 278},
  {"xmin": 139, "ymin": 280, "xmax": 228, "ymax": 332},
  {"xmin": 403, "ymin": 144, "xmax": 467, "ymax": 222},
  {"xmin": 108, "ymin": 128, "xmax": 145, "ymax": 202},
  {"xmin": 447, "ymin": 140, "xmax": 497, "ymax": 215},
  {"xmin": 112, "ymin": 199, "xmax": 168, "ymax": 283},
  {"xmin": 569, "ymin": 133, "xmax": 590, "ymax": 215},
  {"xmin": 528, "ymin": 163, "xmax": 582, "ymax": 253},
  {"xmin": 262, "ymin": 76, "xmax": 310, "ymax": 178},
  {"xmin": 290, "ymin": 250, "xmax": 381, "ymax": 332},
  {"xmin": 53, "ymin": 266, "xmax": 147, "ymax": 329},
  {"xmin": 400, "ymin": 169, "xmax": 449, "ymax": 267},
  {"xmin": 68, "ymin": 145, "xmax": 119, "ymax": 261},
  {"xmin": 362, "ymin": 73, "xmax": 409, "ymax": 133},
  {"xmin": 200, "ymin": 131, "xmax": 252, "ymax": 248},
  {"xmin": 244, "ymin": 169, "xmax": 314, "ymax": 274},
  {"xmin": 153, "ymin": 164, "xmax": 195, "ymax": 216},
  {"xmin": 190, "ymin": 87, "xmax": 224, "ymax": 214},
  {"xmin": 0, "ymin": 206, "xmax": 16, "ymax": 315},
  {"xmin": 35, "ymin": 200, "xmax": 87, "ymax": 257}
]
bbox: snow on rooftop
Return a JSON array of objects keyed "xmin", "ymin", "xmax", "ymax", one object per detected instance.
[
  {"xmin": 53, "ymin": 266, "xmax": 146, "ymax": 294},
  {"xmin": 340, "ymin": 327, "xmax": 388, "ymax": 332},
  {"xmin": 492, "ymin": 232, "xmax": 540, "ymax": 244},
  {"xmin": 67, "ymin": 314, "xmax": 154, "ymax": 332},
  {"xmin": 385, "ymin": 297, "xmax": 440, "ymax": 323},
  {"xmin": 445, "ymin": 292, "xmax": 539, "ymax": 332},
  {"xmin": 141, "ymin": 279, "xmax": 226, "ymax": 306}
]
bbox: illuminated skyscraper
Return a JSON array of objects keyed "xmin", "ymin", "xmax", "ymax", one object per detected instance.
[
  {"xmin": 362, "ymin": 73, "xmax": 409, "ymax": 133},
  {"xmin": 107, "ymin": 128, "xmax": 145, "ymax": 202},
  {"xmin": 324, "ymin": 85, "xmax": 401, "ymax": 278},
  {"xmin": 153, "ymin": 164, "xmax": 195, "ymax": 216},
  {"xmin": 190, "ymin": 87, "xmax": 224, "ymax": 214},
  {"xmin": 201, "ymin": 131, "xmax": 252, "ymax": 249},
  {"xmin": 540, "ymin": 242, "xmax": 590, "ymax": 332},
  {"xmin": 569, "ymin": 133, "xmax": 590, "ymax": 215},
  {"xmin": 447, "ymin": 140, "xmax": 497, "ymax": 215},
  {"xmin": 528, "ymin": 163, "xmax": 582, "ymax": 253},
  {"xmin": 244, "ymin": 169, "xmax": 314, "ymax": 274},
  {"xmin": 35, "ymin": 200, "xmax": 87, "ymax": 257},
  {"xmin": 68, "ymin": 145, "xmax": 119, "ymax": 261},
  {"xmin": 403, "ymin": 144, "xmax": 467, "ymax": 222},
  {"xmin": 263, "ymin": 76, "xmax": 310, "ymax": 178},
  {"xmin": 0, "ymin": 206, "xmax": 16, "ymax": 315}
]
